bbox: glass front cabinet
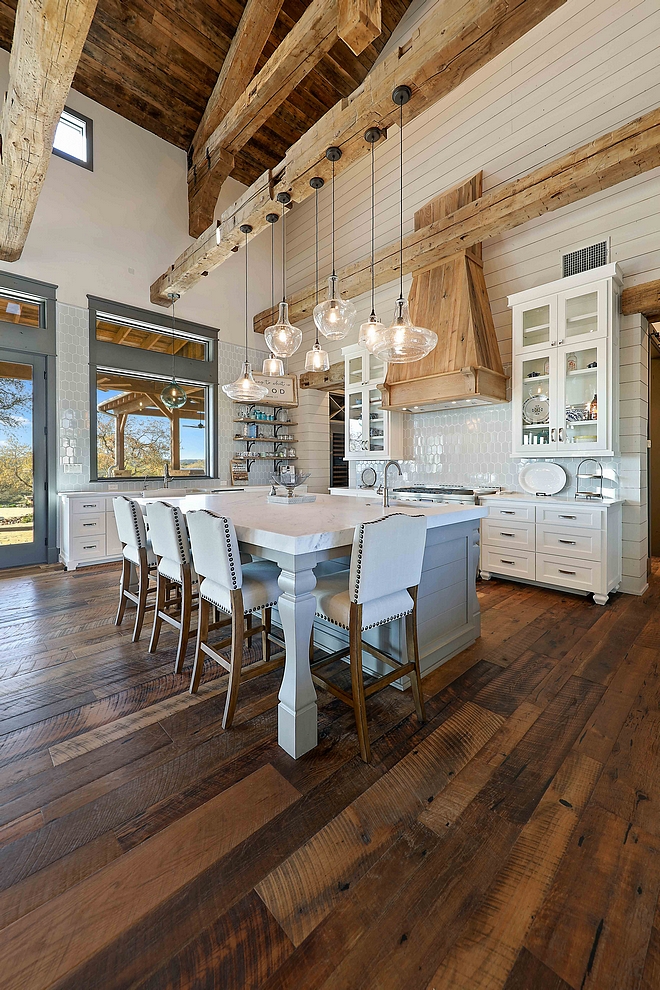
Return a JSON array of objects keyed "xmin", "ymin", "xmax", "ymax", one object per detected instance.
[
  {"xmin": 509, "ymin": 264, "xmax": 621, "ymax": 457},
  {"xmin": 342, "ymin": 343, "xmax": 403, "ymax": 460}
]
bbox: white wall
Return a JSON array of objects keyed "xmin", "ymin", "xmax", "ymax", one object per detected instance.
[
  {"xmin": 0, "ymin": 48, "xmax": 278, "ymax": 349},
  {"xmin": 285, "ymin": 0, "xmax": 659, "ymax": 593}
]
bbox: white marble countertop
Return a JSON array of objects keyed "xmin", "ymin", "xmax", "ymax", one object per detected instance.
[
  {"xmin": 137, "ymin": 491, "xmax": 486, "ymax": 556},
  {"xmin": 481, "ymin": 491, "xmax": 624, "ymax": 506}
]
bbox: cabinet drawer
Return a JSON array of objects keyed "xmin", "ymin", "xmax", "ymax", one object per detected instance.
[
  {"xmin": 481, "ymin": 546, "xmax": 535, "ymax": 581},
  {"xmin": 482, "ymin": 519, "xmax": 535, "ymax": 550},
  {"xmin": 536, "ymin": 553, "xmax": 601, "ymax": 593},
  {"xmin": 71, "ymin": 512, "xmax": 106, "ymax": 538},
  {"xmin": 535, "ymin": 506, "xmax": 602, "ymax": 529},
  {"xmin": 485, "ymin": 503, "xmax": 534, "ymax": 522},
  {"xmin": 71, "ymin": 498, "xmax": 107, "ymax": 514},
  {"xmin": 536, "ymin": 525, "xmax": 602, "ymax": 561},
  {"xmin": 73, "ymin": 535, "xmax": 106, "ymax": 559}
]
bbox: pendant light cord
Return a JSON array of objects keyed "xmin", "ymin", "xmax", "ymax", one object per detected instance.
[
  {"xmin": 331, "ymin": 157, "xmax": 336, "ymax": 277},
  {"xmin": 371, "ymin": 138, "xmax": 376, "ymax": 317},
  {"xmin": 399, "ymin": 100, "xmax": 404, "ymax": 302},
  {"xmin": 281, "ymin": 199, "xmax": 286, "ymax": 302},
  {"xmin": 270, "ymin": 219, "xmax": 274, "ymax": 313},
  {"xmin": 315, "ymin": 185, "xmax": 320, "ymax": 346},
  {"xmin": 244, "ymin": 226, "xmax": 249, "ymax": 362},
  {"xmin": 170, "ymin": 293, "xmax": 177, "ymax": 380}
]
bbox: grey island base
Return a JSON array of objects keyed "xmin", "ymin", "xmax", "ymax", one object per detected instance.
[{"xmin": 137, "ymin": 491, "xmax": 487, "ymax": 759}]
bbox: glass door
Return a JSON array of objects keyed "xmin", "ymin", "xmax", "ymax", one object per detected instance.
[
  {"xmin": 513, "ymin": 296, "xmax": 557, "ymax": 353},
  {"xmin": 366, "ymin": 387, "xmax": 385, "ymax": 454},
  {"xmin": 557, "ymin": 341, "xmax": 607, "ymax": 452},
  {"xmin": 346, "ymin": 389, "xmax": 365, "ymax": 454},
  {"xmin": 347, "ymin": 353, "xmax": 365, "ymax": 388},
  {"xmin": 558, "ymin": 282, "xmax": 607, "ymax": 346},
  {"xmin": 0, "ymin": 350, "xmax": 48, "ymax": 566},
  {"xmin": 515, "ymin": 350, "xmax": 556, "ymax": 452}
]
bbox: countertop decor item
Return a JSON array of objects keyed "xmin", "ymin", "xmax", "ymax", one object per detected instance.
[
  {"xmin": 576, "ymin": 458, "xmax": 604, "ymax": 499},
  {"xmin": 373, "ymin": 87, "xmax": 437, "ymax": 364},
  {"xmin": 264, "ymin": 194, "xmax": 303, "ymax": 358},
  {"xmin": 313, "ymin": 147, "xmax": 356, "ymax": 341},
  {"xmin": 518, "ymin": 461, "xmax": 567, "ymax": 496},
  {"xmin": 269, "ymin": 469, "xmax": 313, "ymax": 502},
  {"xmin": 360, "ymin": 466, "xmax": 377, "ymax": 488},
  {"xmin": 222, "ymin": 226, "xmax": 269, "ymax": 402},
  {"xmin": 358, "ymin": 127, "xmax": 386, "ymax": 354},
  {"xmin": 305, "ymin": 177, "xmax": 330, "ymax": 372}
]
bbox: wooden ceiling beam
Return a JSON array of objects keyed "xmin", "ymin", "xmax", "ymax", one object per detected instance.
[
  {"xmin": 0, "ymin": 0, "xmax": 98, "ymax": 261},
  {"xmin": 621, "ymin": 279, "xmax": 660, "ymax": 319},
  {"xmin": 252, "ymin": 104, "xmax": 660, "ymax": 332},
  {"xmin": 338, "ymin": 0, "xmax": 382, "ymax": 56},
  {"xmin": 152, "ymin": 0, "xmax": 568, "ymax": 305},
  {"xmin": 188, "ymin": 0, "xmax": 341, "ymax": 237}
]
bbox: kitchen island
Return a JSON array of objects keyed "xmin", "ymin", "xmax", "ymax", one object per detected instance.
[{"xmin": 139, "ymin": 491, "xmax": 486, "ymax": 758}]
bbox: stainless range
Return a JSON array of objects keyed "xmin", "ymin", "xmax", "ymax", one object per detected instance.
[{"xmin": 392, "ymin": 485, "xmax": 498, "ymax": 505}]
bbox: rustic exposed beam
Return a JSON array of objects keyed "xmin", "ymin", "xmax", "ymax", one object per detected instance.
[
  {"xmin": 252, "ymin": 105, "xmax": 660, "ymax": 331},
  {"xmin": 151, "ymin": 0, "xmax": 568, "ymax": 305},
  {"xmin": 621, "ymin": 278, "xmax": 660, "ymax": 318},
  {"xmin": 0, "ymin": 0, "xmax": 98, "ymax": 261},
  {"xmin": 299, "ymin": 361, "xmax": 344, "ymax": 390},
  {"xmin": 188, "ymin": 0, "xmax": 340, "ymax": 238},
  {"xmin": 338, "ymin": 0, "xmax": 381, "ymax": 55}
]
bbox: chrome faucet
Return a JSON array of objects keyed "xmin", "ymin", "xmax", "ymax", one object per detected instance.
[
  {"xmin": 382, "ymin": 460, "xmax": 402, "ymax": 508},
  {"xmin": 163, "ymin": 462, "xmax": 170, "ymax": 489}
]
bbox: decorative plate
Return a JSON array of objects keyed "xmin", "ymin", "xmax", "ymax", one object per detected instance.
[
  {"xmin": 522, "ymin": 395, "xmax": 550, "ymax": 425},
  {"xmin": 360, "ymin": 466, "xmax": 377, "ymax": 488},
  {"xmin": 519, "ymin": 462, "xmax": 567, "ymax": 496}
]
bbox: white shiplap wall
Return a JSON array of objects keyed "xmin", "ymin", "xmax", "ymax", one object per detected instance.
[{"xmin": 287, "ymin": 0, "xmax": 659, "ymax": 594}]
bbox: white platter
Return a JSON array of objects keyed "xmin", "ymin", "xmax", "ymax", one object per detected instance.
[{"xmin": 518, "ymin": 462, "xmax": 567, "ymax": 496}]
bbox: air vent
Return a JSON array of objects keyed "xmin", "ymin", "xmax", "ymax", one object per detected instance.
[{"xmin": 562, "ymin": 241, "xmax": 608, "ymax": 278}]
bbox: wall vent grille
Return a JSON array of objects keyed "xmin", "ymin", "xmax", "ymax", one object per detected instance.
[{"xmin": 562, "ymin": 241, "xmax": 608, "ymax": 278}]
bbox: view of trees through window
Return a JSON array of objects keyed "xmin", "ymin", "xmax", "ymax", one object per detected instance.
[
  {"xmin": 0, "ymin": 361, "xmax": 34, "ymax": 546},
  {"xmin": 96, "ymin": 370, "xmax": 208, "ymax": 478}
]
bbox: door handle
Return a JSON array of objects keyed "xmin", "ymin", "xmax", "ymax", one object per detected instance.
[
  {"xmin": 551, "ymin": 428, "xmax": 556, "ymax": 441},
  {"xmin": 558, "ymin": 427, "xmax": 564, "ymax": 441}
]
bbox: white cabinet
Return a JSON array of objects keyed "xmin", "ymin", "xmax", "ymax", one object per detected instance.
[
  {"xmin": 509, "ymin": 264, "xmax": 621, "ymax": 456},
  {"xmin": 343, "ymin": 343, "xmax": 403, "ymax": 461},
  {"xmin": 479, "ymin": 495, "xmax": 623, "ymax": 605}
]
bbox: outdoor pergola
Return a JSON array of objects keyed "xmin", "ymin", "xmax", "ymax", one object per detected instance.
[{"xmin": 97, "ymin": 372, "xmax": 205, "ymax": 475}]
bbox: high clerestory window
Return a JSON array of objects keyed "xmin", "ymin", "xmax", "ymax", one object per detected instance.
[
  {"xmin": 88, "ymin": 297, "xmax": 218, "ymax": 481},
  {"xmin": 53, "ymin": 107, "xmax": 93, "ymax": 170}
]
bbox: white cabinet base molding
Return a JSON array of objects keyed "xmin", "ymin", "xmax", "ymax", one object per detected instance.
[{"xmin": 479, "ymin": 494, "xmax": 622, "ymax": 605}]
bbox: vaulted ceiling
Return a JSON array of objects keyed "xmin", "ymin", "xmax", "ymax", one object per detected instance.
[{"xmin": 0, "ymin": 0, "xmax": 413, "ymax": 187}]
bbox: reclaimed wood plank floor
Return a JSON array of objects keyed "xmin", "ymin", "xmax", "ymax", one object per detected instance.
[{"xmin": 0, "ymin": 560, "xmax": 659, "ymax": 989}]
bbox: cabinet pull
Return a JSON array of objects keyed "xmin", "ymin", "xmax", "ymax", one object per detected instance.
[
  {"xmin": 559, "ymin": 514, "xmax": 576, "ymax": 519},
  {"xmin": 558, "ymin": 427, "xmax": 564, "ymax": 442},
  {"xmin": 500, "ymin": 510, "xmax": 515, "ymax": 515},
  {"xmin": 82, "ymin": 503, "xmax": 96, "ymax": 508},
  {"xmin": 559, "ymin": 569, "xmax": 576, "ymax": 575},
  {"xmin": 82, "ymin": 523, "xmax": 95, "ymax": 527},
  {"xmin": 558, "ymin": 539, "xmax": 576, "ymax": 545},
  {"xmin": 558, "ymin": 338, "xmax": 564, "ymax": 345},
  {"xmin": 83, "ymin": 544, "xmax": 97, "ymax": 550},
  {"xmin": 500, "ymin": 559, "xmax": 515, "ymax": 565},
  {"xmin": 500, "ymin": 532, "xmax": 515, "ymax": 537},
  {"xmin": 551, "ymin": 428, "xmax": 556, "ymax": 441}
]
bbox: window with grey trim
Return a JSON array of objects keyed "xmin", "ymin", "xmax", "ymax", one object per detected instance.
[
  {"xmin": 88, "ymin": 297, "xmax": 218, "ymax": 480},
  {"xmin": 53, "ymin": 107, "xmax": 93, "ymax": 170}
]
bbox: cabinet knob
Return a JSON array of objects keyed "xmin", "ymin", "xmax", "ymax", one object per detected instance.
[{"xmin": 558, "ymin": 338, "xmax": 564, "ymax": 344}]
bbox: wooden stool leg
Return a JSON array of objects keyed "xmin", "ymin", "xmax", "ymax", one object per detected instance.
[
  {"xmin": 223, "ymin": 590, "xmax": 244, "ymax": 729},
  {"xmin": 406, "ymin": 591, "xmax": 426, "ymax": 723},
  {"xmin": 115, "ymin": 555, "xmax": 130, "ymax": 626},
  {"xmin": 148, "ymin": 570, "xmax": 166, "ymax": 653},
  {"xmin": 132, "ymin": 554, "xmax": 149, "ymax": 642},
  {"xmin": 189, "ymin": 596, "xmax": 209, "ymax": 694},
  {"xmin": 349, "ymin": 603, "xmax": 371, "ymax": 762},
  {"xmin": 262, "ymin": 607, "xmax": 271, "ymax": 663},
  {"xmin": 174, "ymin": 569, "xmax": 192, "ymax": 674}
]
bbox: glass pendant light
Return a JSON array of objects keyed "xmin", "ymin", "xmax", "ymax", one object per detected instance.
[
  {"xmin": 359, "ymin": 127, "xmax": 386, "ymax": 354},
  {"xmin": 262, "ymin": 211, "xmax": 285, "ymax": 376},
  {"xmin": 264, "ymin": 193, "xmax": 303, "ymax": 358},
  {"xmin": 373, "ymin": 87, "xmax": 438, "ymax": 365},
  {"xmin": 222, "ymin": 225, "xmax": 269, "ymax": 402},
  {"xmin": 160, "ymin": 293, "xmax": 188, "ymax": 410},
  {"xmin": 305, "ymin": 177, "xmax": 330, "ymax": 373},
  {"xmin": 313, "ymin": 147, "xmax": 356, "ymax": 340}
]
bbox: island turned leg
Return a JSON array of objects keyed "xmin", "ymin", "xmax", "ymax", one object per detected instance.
[{"xmin": 277, "ymin": 562, "xmax": 318, "ymax": 758}]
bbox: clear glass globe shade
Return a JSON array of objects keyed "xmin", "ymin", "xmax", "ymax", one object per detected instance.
[
  {"xmin": 529, "ymin": 384, "xmax": 548, "ymax": 401},
  {"xmin": 222, "ymin": 361, "xmax": 269, "ymax": 401},
  {"xmin": 313, "ymin": 275, "xmax": 356, "ymax": 341},
  {"xmin": 358, "ymin": 313, "xmax": 386, "ymax": 353},
  {"xmin": 372, "ymin": 297, "xmax": 438, "ymax": 364},
  {"xmin": 264, "ymin": 301, "xmax": 303, "ymax": 358},
  {"xmin": 304, "ymin": 341, "xmax": 330, "ymax": 372},
  {"xmin": 160, "ymin": 380, "xmax": 188, "ymax": 409},
  {"xmin": 262, "ymin": 355, "xmax": 285, "ymax": 376}
]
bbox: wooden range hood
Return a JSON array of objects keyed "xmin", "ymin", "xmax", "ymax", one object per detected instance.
[{"xmin": 380, "ymin": 174, "xmax": 508, "ymax": 412}]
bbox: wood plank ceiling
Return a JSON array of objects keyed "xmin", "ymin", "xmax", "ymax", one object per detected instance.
[{"xmin": 0, "ymin": 0, "xmax": 413, "ymax": 188}]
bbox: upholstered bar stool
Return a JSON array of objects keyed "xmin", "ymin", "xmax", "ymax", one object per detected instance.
[
  {"xmin": 186, "ymin": 509, "xmax": 285, "ymax": 728},
  {"xmin": 311, "ymin": 513, "xmax": 428, "ymax": 762},
  {"xmin": 146, "ymin": 500, "xmax": 204, "ymax": 673},
  {"xmin": 112, "ymin": 496, "xmax": 157, "ymax": 642}
]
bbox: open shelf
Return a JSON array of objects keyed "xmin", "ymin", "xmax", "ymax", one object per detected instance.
[
  {"xmin": 566, "ymin": 368, "xmax": 597, "ymax": 377},
  {"xmin": 233, "ymin": 436, "xmax": 297, "ymax": 443},
  {"xmin": 233, "ymin": 418, "xmax": 297, "ymax": 426}
]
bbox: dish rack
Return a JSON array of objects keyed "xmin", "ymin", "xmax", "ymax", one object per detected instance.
[{"xmin": 575, "ymin": 458, "xmax": 604, "ymax": 499}]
